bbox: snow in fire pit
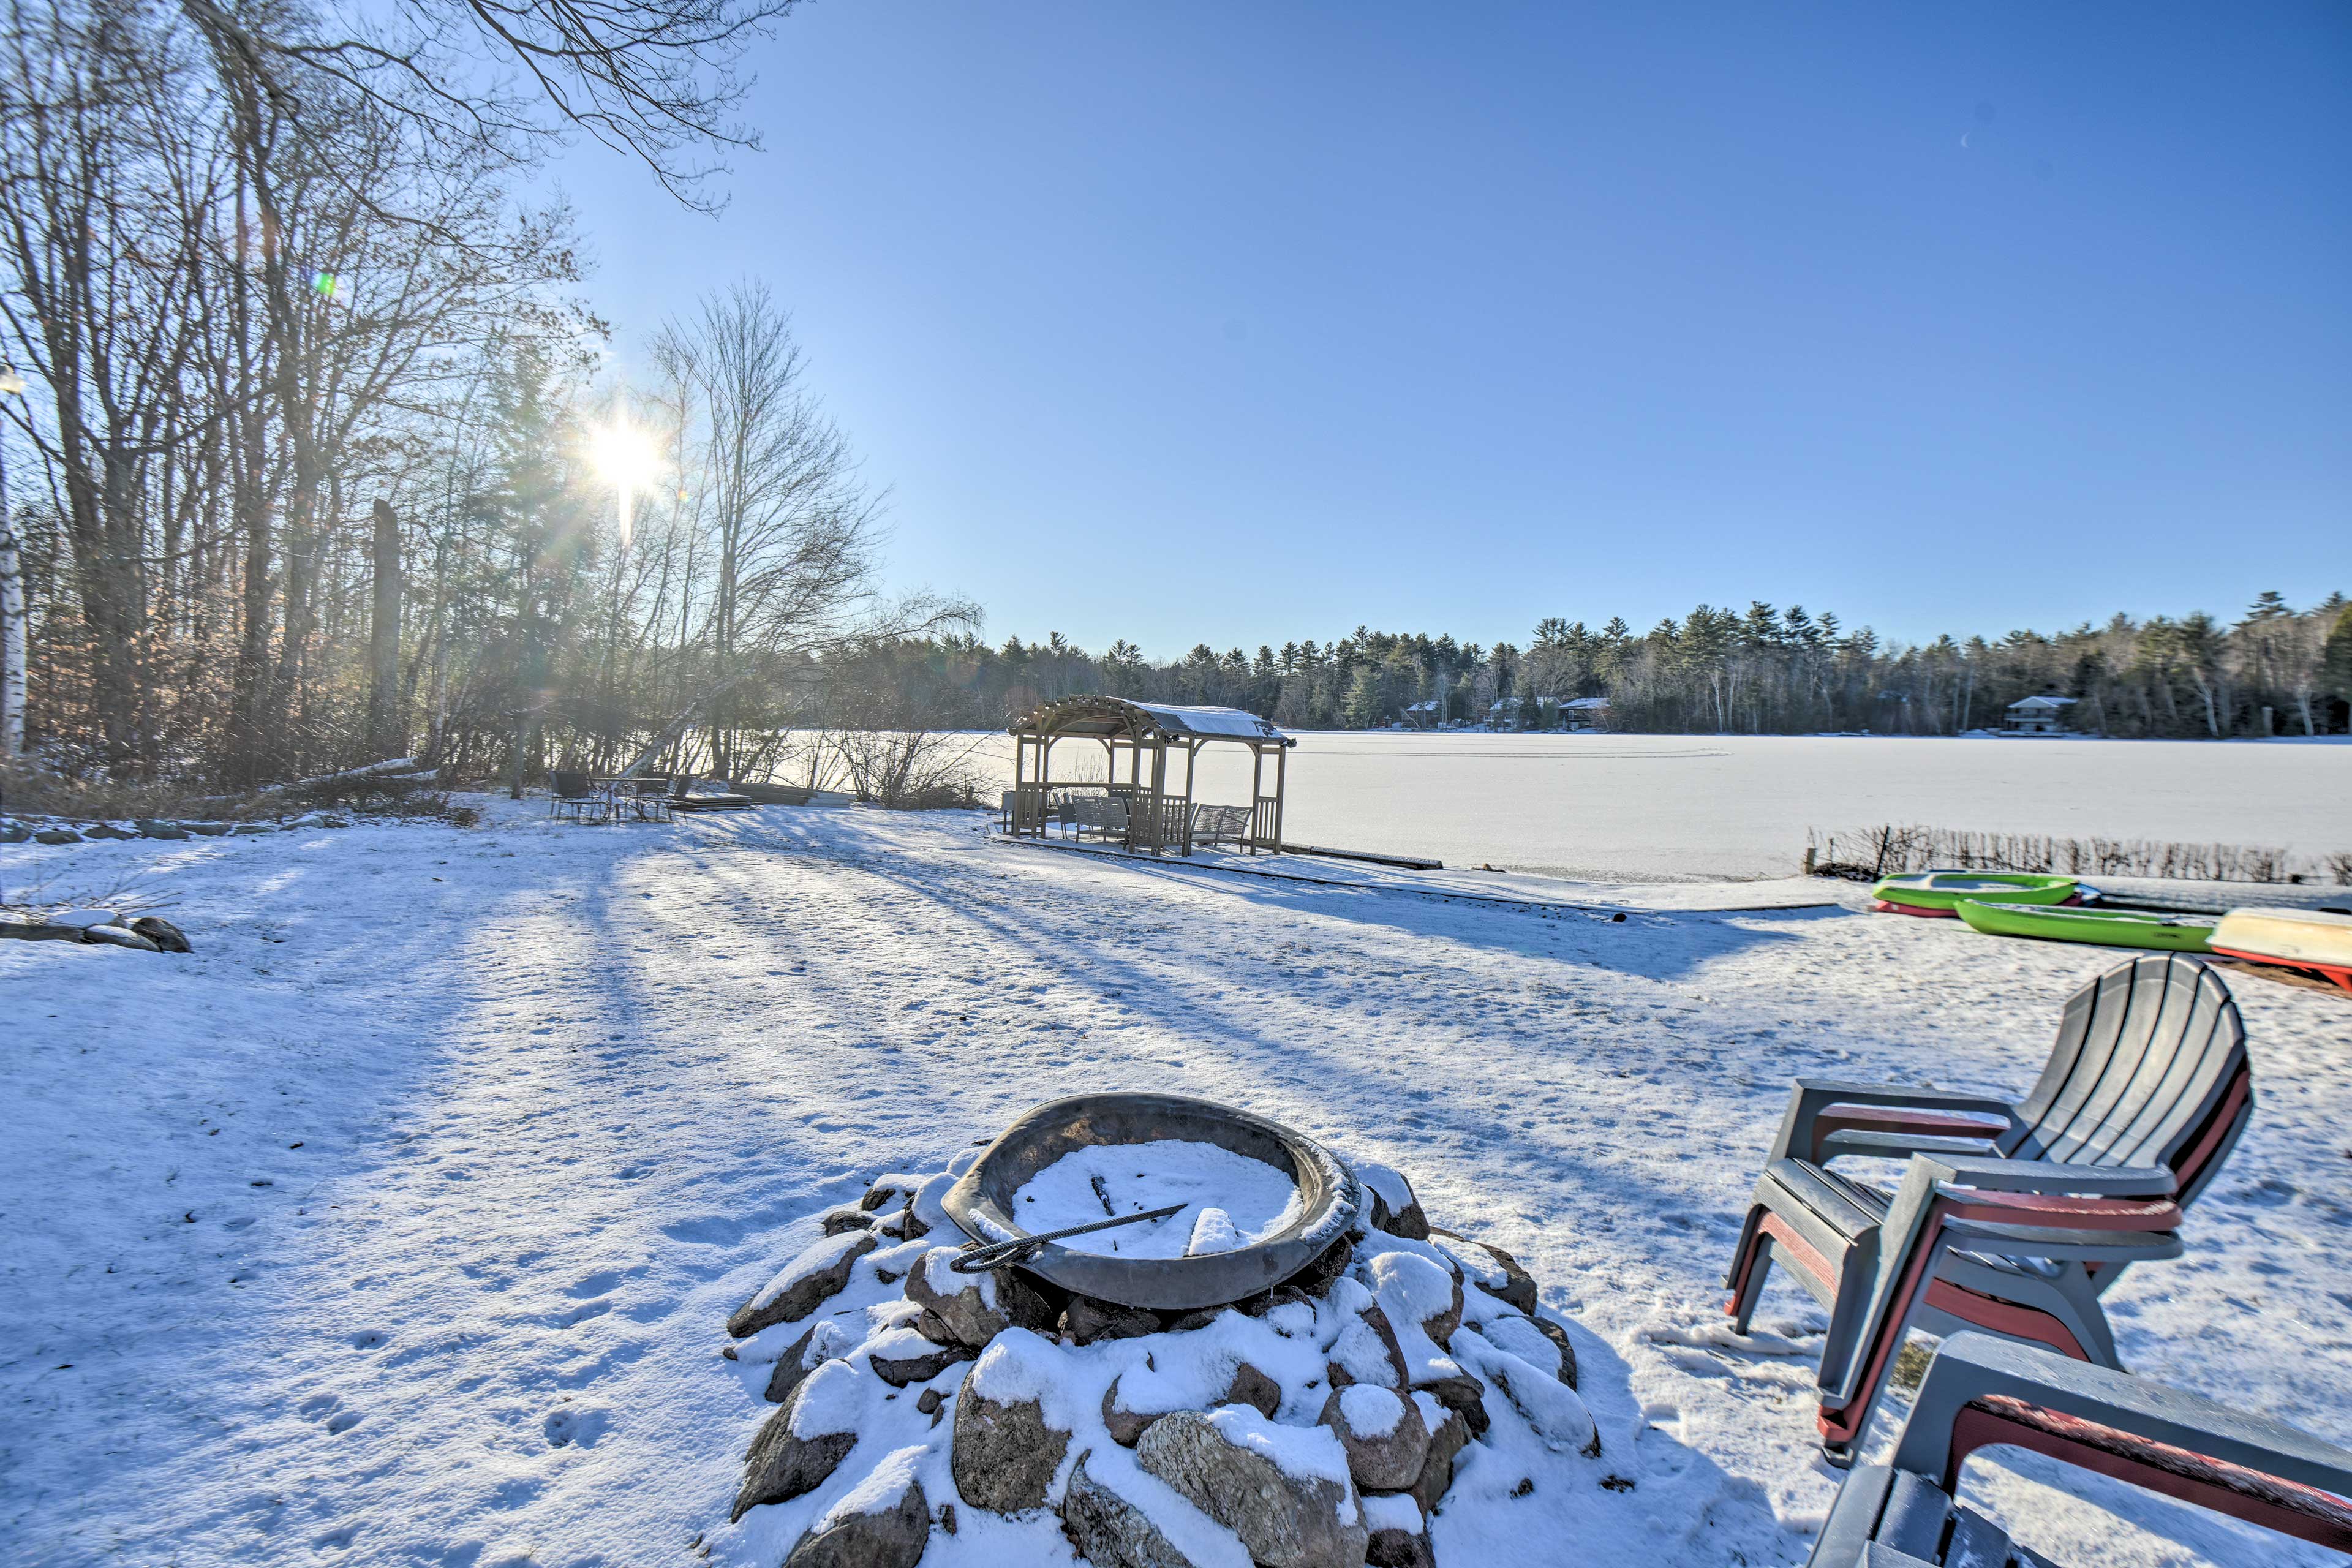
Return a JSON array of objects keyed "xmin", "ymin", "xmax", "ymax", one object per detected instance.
[
  {"xmin": 1012, "ymin": 1139, "xmax": 1307, "ymax": 1257},
  {"xmin": 714, "ymin": 1143, "xmax": 1630, "ymax": 1568}
]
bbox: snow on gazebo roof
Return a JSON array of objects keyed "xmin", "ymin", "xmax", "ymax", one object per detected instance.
[
  {"xmin": 2007, "ymin": 694, "xmax": 2079, "ymax": 709},
  {"xmin": 1008, "ymin": 696, "xmax": 1294, "ymax": 746}
]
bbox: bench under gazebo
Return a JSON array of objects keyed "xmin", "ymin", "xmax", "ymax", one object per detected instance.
[{"xmin": 1004, "ymin": 697, "xmax": 1295, "ymax": 857}]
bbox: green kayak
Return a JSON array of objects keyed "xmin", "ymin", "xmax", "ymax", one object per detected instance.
[
  {"xmin": 1954, "ymin": 899, "xmax": 2217, "ymax": 953},
  {"xmin": 1871, "ymin": 871, "xmax": 2080, "ymax": 913}
]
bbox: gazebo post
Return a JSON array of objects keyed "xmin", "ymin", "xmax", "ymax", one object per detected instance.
[
  {"xmin": 1250, "ymin": 742, "xmax": 1265, "ymax": 854},
  {"xmin": 1147, "ymin": 736, "xmax": 1166, "ymax": 855},
  {"xmin": 1273, "ymin": 742, "xmax": 1287, "ymax": 850}
]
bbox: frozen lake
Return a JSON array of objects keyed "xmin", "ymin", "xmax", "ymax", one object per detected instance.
[{"xmin": 979, "ymin": 731, "xmax": 2352, "ymax": 882}]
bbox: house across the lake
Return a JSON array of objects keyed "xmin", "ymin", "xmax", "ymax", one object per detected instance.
[
  {"xmin": 2004, "ymin": 693, "xmax": 2078, "ymax": 736},
  {"xmin": 1561, "ymin": 696, "xmax": 1611, "ymax": 732}
]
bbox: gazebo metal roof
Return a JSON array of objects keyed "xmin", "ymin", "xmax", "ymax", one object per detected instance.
[{"xmin": 1009, "ymin": 696, "xmax": 1294, "ymax": 747}]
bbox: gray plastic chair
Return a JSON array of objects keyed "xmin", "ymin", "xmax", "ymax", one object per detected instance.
[
  {"xmin": 1725, "ymin": 955, "xmax": 2253, "ymax": 1462},
  {"xmin": 1808, "ymin": 1333, "xmax": 2352, "ymax": 1564}
]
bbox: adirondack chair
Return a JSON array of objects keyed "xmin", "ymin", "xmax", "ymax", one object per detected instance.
[
  {"xmin": 1807, "ymin": 1332, "xmax": 2352, "ymax": 1564},
  {"xmin": 1724, "ymin": 954, "xmax": 2253, "ymax": 1463},
  {"xmin": 548, "ymin": 769, "xmax": 608, "ymax": 824}
]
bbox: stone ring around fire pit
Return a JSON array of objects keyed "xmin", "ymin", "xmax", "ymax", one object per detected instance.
[{"xmin": 941, "ymin": 1091, "xmax": 1361, "ymax": 1311}]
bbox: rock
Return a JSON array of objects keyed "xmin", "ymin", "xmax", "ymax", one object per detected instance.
[
  {"xmin": 875, "ymin": 1205, "xmax": 930, "ymax": 1241},
  {"xmin": 1357, "ymin": 1163, "xmax": 1431, "ymax": 1242},
  {"xmin": 861, "ymin": 1178, "xmax": 915, "ymax": 1212},
  {"xmin": 1061, "ymin": 1293, "xmax": 1161, "ymax": 1345},
  {"xmin": 320, "ymin": 815, "xmax": 350, "ymax": 829},
  {"xmin": 733, "ymin": 1364, "xmax": 864, "ymax": 1521},
  {"xmin": 916, "ymin": 1387, "xmax": 944, "ymax": 1423},
  {"xmin": 33, "ymin": 828, "xmax": 80, "ymax": 845},
  {"xmin": 1479, "ymin": 1311, "xmax": 1578, "ymax": 1391},
  {"xmin": 766, "ymin": 1325, "xmax": 820, "ymax": 1403},
  {"xmin": 231, "ymin": 824, "xmax": 272, "ymax": 835},
  {"xmin": 784, "ymin": 1455, "xmax": 929, "ymax": 1568},
  {"xmin": 1221, "ymin": 1362, "xmax": 1281, "ymax": 1420},
  {"xmin": 1406, "ymin": 1396, "xmax": 1469, "ymax": 1515},
  {"xmin": 1318, "ymin": 1382, "xmax": 1430, "ymax": 1493},
  {"xmin": 128, "ymin": 916, "xmax": 192, "ymax": 953},
  {"xmin": 729, "ymin": 1231, "xmax": 878, "ymax": 1338},
  {"xmin": 905, "ymin": 1248, "xmax": 1053, "ymax": 1348},
  {"xmin": 0, "ymin": 821, "xmax": 28, "ymax": 843},
  {"xmin": 81, "ymin": 924, "xmax": 162, "ymax": 952},
  {"xmin": 1365, "ymin": 1250, "xmax": 1463, "ymax": 1347},
  {"xmin": 1102, "ymin": 1375, "xmax": 1161, "ymax": 1449},
  {"xmin": 823, "ymin": 1208, "xmax": 876, "ymax": 1235},
  {"xmin": 1362, "ymin": 1492, "xmax": 1434, "ymax": 1568},
  {"xmin": 1409, "ymin": 1361, "xmax": 1489, "ymax": 1438},
  {"xmin": 83, "ymin": 824, "xmax": 137, "ymax": 840},
  {"xmin": 1324, "ymin": 1298, "xmax": 1411, "ymax": 1392},
  {"xmin": 1453, "ymin": 1329, "xmax": 1596, "ymax": 1455},
  {"xmin": 950, "ymin": 1341, "xmax": 1071, "ymax": 1514},
  {"xmin": 1433, "ymin": 1229, "xmax": 1539, "ymax": 1315},
  {"xmin": 134, "ymin": 820, "xmax": 192, "ymax": 840},
  {"xmin": 1283, "ymin": 1236, "xmax": 1355, "ymax": 1298},
  {"xmin": 768, "ymin": 1319, "xmax": 856, "ymax": 1403},
  {"xmin": 184, "ymin": 822, "xmax": 233, "ymax": 837},
  {"xmin": 1060, "ymin": 1452, "xmax": 1224, "ymax": 1568},
  {"xmin": 1136, "ymin": 1407, "xmax": 1368, "ymax": 1568},
  {"xmin": 866, "ymin": 1326, "xmax": 973, "ymax": 1389}
]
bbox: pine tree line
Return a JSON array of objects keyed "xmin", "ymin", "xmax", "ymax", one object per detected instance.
[{"xmin": 830, "ymin": 594, "xmax": 2352, "ymax": 739}]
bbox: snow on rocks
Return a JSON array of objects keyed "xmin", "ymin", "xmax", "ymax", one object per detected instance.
[
  {"xmin": 1319, "ymin": 1382, "xmax": 1430, "ymax": 1491},
  {"xmin": 1061, "ymin": 1450, "xmax": 1254, "ymax": 1568},
  {"xmin": 950, "ymin": 1329, "xmax": 1076, "ymax": 1513},
  {"xmin": 905, "ymin": 1246, "xmax": 1054, "ymax": 1348},
  {"xmin": 783, "ymin": 1443, "xmax": 931, "ymax": 1568},
  {"xmin": 717, "ymin": 1153, "xmax": 1608, "ymax": 1566},
  {"xmin": 729, "ymin": 1229, "xmax": 881, "ymax": 1338},
  {"xmin": 734, "ymin": 1360, "xmax": 871, "ymax": 1521},
  {"xmin": 1136, "ymin": 1407, "xmax": 1367, "ymax": 1568},
  {"xmin": 1362, "ymin": 1490, "xmax": 1435, "ymax": 1568},
  {"xmin": 1357, "ymin": 1160, "xmax": 1431, "ymax": 1242}
]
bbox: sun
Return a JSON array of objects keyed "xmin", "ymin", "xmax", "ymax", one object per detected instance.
[
  {"xmin": 589, "ymin": 417, "xmax": 664, "ymax": 549},
  {"xmin": 590, "ymin": 417, "xmax": 662, "ymax": 492}
]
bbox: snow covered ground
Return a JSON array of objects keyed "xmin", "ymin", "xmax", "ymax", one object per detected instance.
[
  {"xmin": 971, "ymin": 730, "xmax": 2352, "ymax": 881},
  {"xmin": 4, "ymin": 798, "xmax": 2348, "ymax": 1566}
]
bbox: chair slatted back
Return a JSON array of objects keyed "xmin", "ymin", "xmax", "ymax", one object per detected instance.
[
  {"xmin": 2011, "ymin": 956, "xmax": 2250, "ymax": 1196},
  {"xmin": 552, "ymin": 769, "xmax": 590, "ymax": 800}
]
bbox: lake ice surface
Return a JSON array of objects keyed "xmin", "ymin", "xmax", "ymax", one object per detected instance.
[
  {"xmin": 978, "ymin": 731, "xmax": 2352, "ymax": 881},
  {"xmin": 1010, "ymin": 1140, "xmax": 1302, "ymax": 1257}
]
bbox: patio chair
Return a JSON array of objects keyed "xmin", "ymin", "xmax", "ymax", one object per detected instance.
[
  {"xmin": 615, "ymin": 776, "xmax": 674, "ymax": 823},
  {"xmin": 1723, "ymin": 954, "xmax": 2253, "ymax": 1462},
  {"xmin": 1191, "ymin": 802, "xmax": 1253, "ymax": 850},
  {"xmin": 1074, "ymin": 795, "xmax": 1129, "ymax": 844},
  {"xmin": 549, "ymin": 769, "xmax": 608, "ymax": 824},
  {"xmin": 1807, "ymin": 1332, "xmax": 2352, "ymax": 1564}
]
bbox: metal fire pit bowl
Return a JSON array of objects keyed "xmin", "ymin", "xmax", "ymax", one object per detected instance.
[{"xmin": 941, "ymin": 1092, "xmax": 1360, "ymax": 1311}]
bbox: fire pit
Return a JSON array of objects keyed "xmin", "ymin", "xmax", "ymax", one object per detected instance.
[
  {"xmin": 717, "ymin": 1097, "xmax": 1612, "ymax": 1568},
  {"xmin": 941, "ymin": 1091, "xmax": 1360, "ymax": 1310}
]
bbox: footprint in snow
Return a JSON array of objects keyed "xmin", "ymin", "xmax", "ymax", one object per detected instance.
[
  {"xmin": 543, "ymin": 1407, "xmax": 611, "ymax": 1449},
  {"xmin": 548, "ymin": 1297, "xmax": 614, "ymax": 1329},
  {"xmin": 350, "ymin": 1330, "xmax": 390, "ymax": 1350}
]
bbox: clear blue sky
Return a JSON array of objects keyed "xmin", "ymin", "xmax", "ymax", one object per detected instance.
[{"xmin": 561, "ymin": 2, "xmax": 2350, "ymax": 657}]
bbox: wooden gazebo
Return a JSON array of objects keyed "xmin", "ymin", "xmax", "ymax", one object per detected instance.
[{"xmin": 1005, "ymin": 697, "xmax": 1295, "ymax": 856}]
